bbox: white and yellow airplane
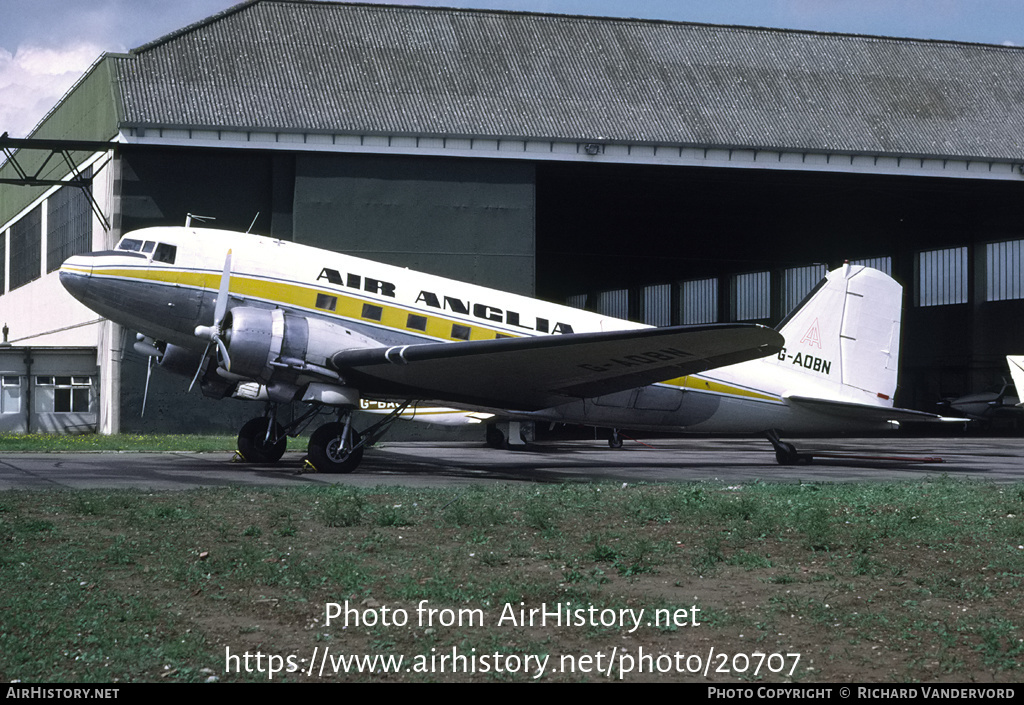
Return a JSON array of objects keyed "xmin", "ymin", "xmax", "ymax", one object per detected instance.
[{"xmin": 60, "ymin": 225, "xmax": 948, "ymax": 472}]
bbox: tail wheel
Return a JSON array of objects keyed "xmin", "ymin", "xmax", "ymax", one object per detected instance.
[
  {"xmin": 307, "ymin": 422, "xmax": 364, "ymax": 474},
  {"xmin": 237, "ymin": 417, "xmax": 287, "ymax": 463}
]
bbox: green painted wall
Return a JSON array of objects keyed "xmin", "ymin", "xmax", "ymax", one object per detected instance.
[
  {"xmin": 293, "ymin": 153, "xmax": 536, "ymax": 296},
  {"xmin": 0, "ymin": 57, "xmax": 120, "ymax": 225}
]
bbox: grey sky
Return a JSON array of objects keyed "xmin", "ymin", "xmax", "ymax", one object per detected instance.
[{"xmin": 3, "ymin": 0, "xmax": 1024, "ymax": 137}]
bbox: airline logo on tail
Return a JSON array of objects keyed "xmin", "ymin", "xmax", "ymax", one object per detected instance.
[{"xmin": 800, "ymin": 319, "xmax": 822, "ymax": 348}]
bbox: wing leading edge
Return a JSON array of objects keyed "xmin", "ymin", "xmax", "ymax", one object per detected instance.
[{"xmin": 332, "ymin": 323, "xmax": 784, "ymax": 411}]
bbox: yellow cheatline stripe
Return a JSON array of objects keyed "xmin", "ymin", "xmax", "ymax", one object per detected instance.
[
  {"xmin": 660, "ymin": 375, "xmax": 781, "ymax": 403},
  {"xmin": 87, "ymin": 265, "xmax": 782, "ymax": 403},
  {"xmin": 89, "ymin": 265, "xmax": 519, "ymax": 343}
]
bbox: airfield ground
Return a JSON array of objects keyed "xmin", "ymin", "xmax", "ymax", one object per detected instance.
[{"xmin": 0, "ymin": 437, "xmax": 1022, "ymax": 683}]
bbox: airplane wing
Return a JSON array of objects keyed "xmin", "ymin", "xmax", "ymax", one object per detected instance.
[
  {"xmin": 332, "ymin": 324, "xmax": 783, "ymax": 411},
  {"xmin": 785, "ymin": 395, "xmax": 967, "ymax": 423}
]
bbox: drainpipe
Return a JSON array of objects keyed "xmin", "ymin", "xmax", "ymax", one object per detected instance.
[{"xmin": 23, "ymin": 347, "xmax": 32, "ymax": 434}]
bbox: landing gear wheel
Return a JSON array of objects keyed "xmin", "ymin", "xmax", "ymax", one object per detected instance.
[
  {"xmin": 237, "ymin": 417, "xmax": 287, "ymax": 463},
  {"xmin": 766, "ymin": 430, "xmax": 812, "ymax": 466},
  {"xmin": 485, "ymin": 424, "xmax": 506, "ymax": 449},
  {"xmin": 307, "ymin": 422, "xmax": 364, "ymax": 474},
  {"xmin": 774, "ymin": 440, "xmax": 801, "ymax": 466},
  {"xmin": 608, "ymin": 429, "xmax": 623, "ymax": 449}
]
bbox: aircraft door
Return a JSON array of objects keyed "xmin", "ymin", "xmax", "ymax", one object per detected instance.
[{"xmin": 159, "ymin": 245, "xmax": 202, "ymax": 323}]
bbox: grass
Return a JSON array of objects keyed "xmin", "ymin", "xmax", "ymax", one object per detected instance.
[
  {"xmin": 0, "ymin": 433, "xmax": 240, "ymax": 453},
  {"xmin": 0, "ymin": 477, "xmax": 1022, "ymax": 682}
]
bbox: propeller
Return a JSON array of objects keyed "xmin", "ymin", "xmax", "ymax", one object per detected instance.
[
  {"xmin": 190, "ymin": 249, "xmax": 233, "ymax": 391},
  {"xmin": 133, "ymin": 334, "xmax": 163, "ymax": 417},
  {"xmin": 142, "ymin": 355, "xmax": 153, "ymax": 417}
]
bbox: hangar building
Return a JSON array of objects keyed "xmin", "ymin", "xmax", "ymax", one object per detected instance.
[{"xmin": 1, "ymin": 0, "xmax": 1023, "ymax": 434}]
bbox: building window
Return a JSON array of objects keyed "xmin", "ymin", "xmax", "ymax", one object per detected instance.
[
  {"xmin": 680, "ymin": 278, "xmax": 718, "ymax": 324},
  {"xmin": 782, "ymin": 265, "xmax": 827, "ymax": 315},
  {"xmin": 642, "ymin": 284, "xmax": 671, "ymax": 327},
  {"xmin": 596, "ymin": 289, "xmax": 629, "ymax": 320},
  {"xmin": 35, "ymin": 376, "xmax": 92, "ymax": 413},
  {"xmin": 10, "ymin": 205, "xmax": 42, "ymax": 291},
  {"xmin": 986, "ymin": 240, "xmax": 1024, "ymax": 302},
  {"xmin": 46, "ymin": 172, "xmax": 92, "ymax": 273},
  {"xmin": 1, "ymin": 376, "xmax": 21, "ymax": 414},
  {"xmin": 851, "ymin": 256, "xmax": 892, "ymax": 276},
  {"xmin": 917, "ymin": 247, "xmax": 968, "ymax": 306},
  {"xmin": 565, "ymin": 294, "xmax": 588, "ymax": 310},
  {"xmin": 733, "ymin": 271, "xmax": 770, "ymax": 321}
]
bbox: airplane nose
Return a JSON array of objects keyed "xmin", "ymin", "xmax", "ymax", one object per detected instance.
[{"xmin": 59, "ymin": 255, "xmax": 94, "ymax": 302}]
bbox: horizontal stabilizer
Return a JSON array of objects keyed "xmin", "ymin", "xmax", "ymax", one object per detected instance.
[
  {"xmin": 1008, "ymin": 356, "xmax": 1024, "ymax": 407},
  {"xmin": 333, "ymin": 324, "xmax": 784, "ymax": 411},
  {"xmin": 786, "ymin": 395, "xmax": 967, "ymax": 423}
]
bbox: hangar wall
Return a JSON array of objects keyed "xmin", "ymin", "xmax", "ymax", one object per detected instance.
[
  {"xmin": 115, "ymin": 149, "xmax": 537, "ymax": 433},
  {"xmin": 292, "ymin": 153, "xmax": 536, "ymax": 295},
  {"xmin": 536, "ymin": 161, "xmax": 1024, "ymax": 412}
]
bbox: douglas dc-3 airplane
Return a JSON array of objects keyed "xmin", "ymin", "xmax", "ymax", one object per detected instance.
[{"xmin": 60, "ymin": 225, "xmax": 949, "ymax": 472}]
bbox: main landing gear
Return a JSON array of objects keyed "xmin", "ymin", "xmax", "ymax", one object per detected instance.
[
  {"xmin": 235, "ymin": 401, "xmax": 410, "ymax": 474},
  {"xmin": 306, "ymin": 419, "xmax": 363, "ymax": 474}
]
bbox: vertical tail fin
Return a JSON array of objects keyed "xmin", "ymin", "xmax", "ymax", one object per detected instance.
[{"xmin": 769, "ymin": 264, "xmax": 903, "ymax": 406}]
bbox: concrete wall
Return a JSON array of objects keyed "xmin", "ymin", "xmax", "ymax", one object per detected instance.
[{"xmin": 0, "ymin": 348, "xmax": 99, "ymax": 433}]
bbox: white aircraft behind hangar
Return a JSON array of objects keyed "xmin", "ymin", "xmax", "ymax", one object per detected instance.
[{"xmin": 60, "ymin": 225, "xmax": 950, "ymax": 471}]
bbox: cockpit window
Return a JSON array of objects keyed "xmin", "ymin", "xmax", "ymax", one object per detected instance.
[
  {"xmin": 117, "ymin": 238, "xmax": 144, "ymax": 252},
  {"xmin": 153, "ymin": 243, "xmax": 177, "ymax": 264},
  {"xmin": 115, "ymin": 238, "xmax": 176, "ymax": 264}
]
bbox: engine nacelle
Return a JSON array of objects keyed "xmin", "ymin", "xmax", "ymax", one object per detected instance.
[
  {"xmin": 158, "ymin": 343, "xmax": 204, "ymax": 377},
  {"xmin": 221, "ymin": 307, "xmax": 381, "ymax": 385},
  {"xmin": 157, "ymin": 343, "xmax": 233, "ymax": 399}
]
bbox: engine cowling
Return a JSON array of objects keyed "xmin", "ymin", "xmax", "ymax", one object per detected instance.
[
  {"xmin": 220, "ymin": 307, "xmax": 381, "ymax": 386},
  {"xmin": 157, "ymin": 343, "xmax": 233, "ymax": 399}
]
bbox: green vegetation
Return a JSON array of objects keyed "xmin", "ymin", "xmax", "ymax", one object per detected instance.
[
  {"xmin": 0, "ymin": 477, "xmax": 1022, "ymax": 682},
  {"xmin": 0, "ymin": 433, "xmax": 240, "ymax": 452}
]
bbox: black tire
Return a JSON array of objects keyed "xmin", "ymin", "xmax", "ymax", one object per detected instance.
[
  {"xmin": 774, "ymin": 440, "xmax": 811, "ymax": 465},
  {"xmin": 237, "ymin": 417, "xmax": 287, "ymax": 463},
  {"xmin": 307, "ymin": 422, "xmax": 363, "ymax": 473},
  {"xmin": 608, "ymin": 430, "xmax": 623, "ymax": 449},
  {"xmin": 485, "ymin": 424, "xmax": 506, "ymax": 449}
]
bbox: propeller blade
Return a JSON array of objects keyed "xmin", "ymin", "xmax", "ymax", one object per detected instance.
[
  {"xmin": 188, "ymin": 340, "xmax": 213, "ymax": 393},
  {"xmin": 214, "ymin": 249, "xmax": 232, "ymax": 326},
  {"xmin": 216, "ymin": 336, "xmax": 231, "ymax": 373},
  {"xmin": 142, "ymin": 355, "xmax": 153, "ymax": 417},
  {"xmin": 190, "ymin": 249, "xmax": 234, "ymax": 392}
]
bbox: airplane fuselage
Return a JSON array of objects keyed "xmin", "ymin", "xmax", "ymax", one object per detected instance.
[{"xmin": 60, "ymin": 226, "xmax": 901, "ymax": 438}]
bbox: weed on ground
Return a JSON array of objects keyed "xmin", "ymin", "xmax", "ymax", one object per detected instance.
[{"xmin": 0, "ymin": 477, "xmax": 1021, "ymax": 682}]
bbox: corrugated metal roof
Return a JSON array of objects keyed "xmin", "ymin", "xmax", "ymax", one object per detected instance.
[{"xmin": 112, "ymin": 0, "xmax": 1024, "ymax": 160}]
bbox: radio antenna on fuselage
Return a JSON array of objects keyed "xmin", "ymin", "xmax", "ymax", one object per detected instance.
[
  {"xmin": 185, "ymin": 213, "xmax": 216, "ymax": 228},
  {"xmin": 246, "ymin": 212, "xmax": 260, "ymax": 233}
]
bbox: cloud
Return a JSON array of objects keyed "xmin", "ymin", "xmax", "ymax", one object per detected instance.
[{"xmin": 0, "ymin": 42, "xmax": 104, "ymax": 138}]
